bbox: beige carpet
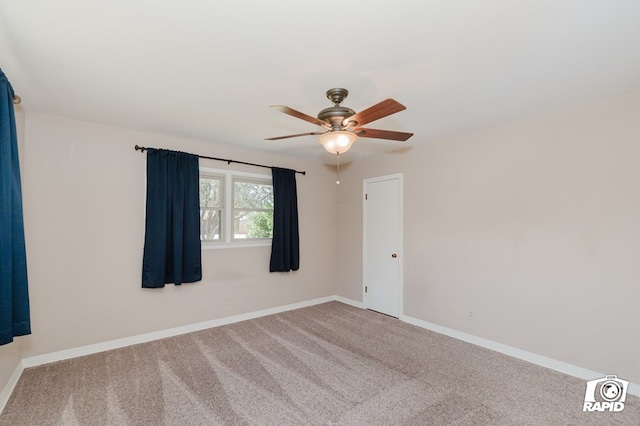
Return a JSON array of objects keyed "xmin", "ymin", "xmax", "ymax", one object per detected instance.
[{"xmin": 1, "ymin": 301, "xmax": 638, "ymax": 425}]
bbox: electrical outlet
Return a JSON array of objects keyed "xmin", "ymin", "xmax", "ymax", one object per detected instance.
[
  {"xmin": 224, "ymin": 296, "xmax": 230, "ymax": 306},
  {"xmin": 451, "ymin": 306, "xmax": 457, "ymax": 317},
  {"xmin": 468, "ymin": 311, "xmax": 473, "ymax": 320}
]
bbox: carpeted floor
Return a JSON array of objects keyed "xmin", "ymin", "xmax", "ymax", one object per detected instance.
[{"xmin": 1, "ymin": 301, "xmax": 638, "ymax": 425}]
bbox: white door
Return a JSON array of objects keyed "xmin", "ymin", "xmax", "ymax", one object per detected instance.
[{"xmin": 363, "ymin": 174, "xmax": 402, "ymax": 317}]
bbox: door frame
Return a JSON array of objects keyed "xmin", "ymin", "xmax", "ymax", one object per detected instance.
[{"xmin": 363, "ymin": 173, "xmax": 404, "ymax": 317}]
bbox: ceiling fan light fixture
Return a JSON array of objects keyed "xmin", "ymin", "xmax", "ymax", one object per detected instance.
[{"xmin": 317, "ymin": 131, "xmax": 357, "ymax": 154}]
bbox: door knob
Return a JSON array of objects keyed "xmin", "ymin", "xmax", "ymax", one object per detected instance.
[{"xmin": 391, "ymin": 253, "xmax": 397, "ymax": 258}]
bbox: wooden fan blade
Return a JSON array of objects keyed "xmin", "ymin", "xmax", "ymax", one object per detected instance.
[
  {"xmin": 354, "ymin": 127, "xmax": 413, "ymax": 141},
  {"xmin": 270, "ymin": 105, "xmax": 329, "ymax": 127},
  {"xmin": 265, "ymin": 131, "xmax": 326, "ymax": 141},
  {"xmin": 345, "ymin": 99, "xmax": 406, "ymax": 127}
]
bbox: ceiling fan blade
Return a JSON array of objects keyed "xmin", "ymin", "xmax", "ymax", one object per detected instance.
[
  {"xmin": 345, "ymin": 99, "xmax": 406, "ymax": 127},
  {"xmin": 265, "ymin": 131, "xmax": 326, "ymax": 141},
  {"xmin": 270, "ymin": 105, "xmax": 329, "ymax": 128},
  {"xmin": 354, "ymin": 127, "xmax": 413, "ymax": 141}
]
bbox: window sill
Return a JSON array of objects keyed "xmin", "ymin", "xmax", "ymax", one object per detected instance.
[{"xmin": 202, "ymin": 241, "xmax": 272, "ymax": 250}]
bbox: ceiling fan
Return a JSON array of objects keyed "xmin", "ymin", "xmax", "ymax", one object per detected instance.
[{"xmin": 266, "ymin": 88, "xmax": 413, "ymax": 155}]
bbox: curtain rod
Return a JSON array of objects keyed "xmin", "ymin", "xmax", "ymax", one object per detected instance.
[{"xmin": 134, "ymin": 145, "xmax": 306, "ymax": 175}]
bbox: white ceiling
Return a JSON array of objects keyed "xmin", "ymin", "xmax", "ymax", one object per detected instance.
[{"xmin": 2, "ymin": 1, "xmax": 640, "ymax": 164}]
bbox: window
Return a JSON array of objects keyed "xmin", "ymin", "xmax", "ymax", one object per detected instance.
[
  {"xmin": 199, "ymin": 175, "xmax": 223, "ymax": 241},
  {"xmin": 199, "ymin": 168, "xmax": 273, "ymax": 247},
  {"xmin": 233, "ymin": 179, "xmax": 274, "ymax": 240}
]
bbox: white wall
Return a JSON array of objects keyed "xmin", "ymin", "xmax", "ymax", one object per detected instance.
[
  {"xmin": 17, "ymin": 112, "xmax": 338, "ymax": 358},
  {"xmin": 337, "ymin": 91, "xmax": 640, "ymax": 384}
]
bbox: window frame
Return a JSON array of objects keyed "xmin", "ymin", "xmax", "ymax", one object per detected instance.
[
  {"xmin": 231, "ymin": 177, "xmax": 275, "ymax": 243},
  {"xmin": 199, "ymin": 172, "xmax": 225, "ymax": 243},
  {"xmin": 200, "ymin": 167, "xmax": 273, "ymax": 249}
]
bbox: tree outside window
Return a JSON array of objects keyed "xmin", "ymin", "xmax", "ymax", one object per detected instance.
[
  {"xmin": 199, "ymin": 169, "xmax": 273, "ymax": 245},
  {"xmin": 233, "ymin": 179, "xmax": 273, "ymax": 239}
]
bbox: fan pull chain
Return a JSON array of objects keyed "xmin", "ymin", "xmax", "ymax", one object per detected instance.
[{"xmin": 336, "ymin": 152, "xmax": 340, "ymax": 185}]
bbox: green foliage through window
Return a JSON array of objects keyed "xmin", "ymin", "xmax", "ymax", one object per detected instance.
[
  {"xmin": 199, "ymin": 170, "xmax": 273, "ymax": 244},
  {"xmin": 233, "ymin": 180, "xmax": 273, "ymax": 239}
]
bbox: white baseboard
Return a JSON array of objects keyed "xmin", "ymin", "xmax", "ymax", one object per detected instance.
[
  {"xmin": 0, "ymin": 361, "xmax": 24, "ymax": 415},
  {"xmin": 2, "ymin": 295, "xmax": 339, "ymax": 413},
  {"xmin": 22, "ymin": 295, "xmax": 336, "ymax": 368},
  {"xmin": 401, "ymin": 314, "xmax": 640, "ymax": 398},
  {"xmin": 334, "ymin": 295, "xmax": 365, "ymax": 309},
  {"xmin": 3, "ymin": 295, "xmax": 637, "ymax": 414}
]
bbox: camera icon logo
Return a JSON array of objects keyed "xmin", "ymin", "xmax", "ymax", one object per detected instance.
[{"xmin": 583, "ymin": 375, "xmax": 629, "ymax": 412}]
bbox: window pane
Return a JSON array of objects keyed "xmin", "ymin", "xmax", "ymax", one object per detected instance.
[
  {"xmin": 200, "ymin": 208, "xmax": 221, "ymax": 240},
  {"xmin": 200, "ymin": 177, "xmax": 222, "ymax": 208},
  {"xmin": 199, "ymin": 170, "xmax": 273, "ymax": 244},
  {"xmin": 234, "ymin": 210, "xmax": 273, "ymax": 239},
  {"xmin": 234, "ymin": 181, "xmax": 273, "ymax": 209}
]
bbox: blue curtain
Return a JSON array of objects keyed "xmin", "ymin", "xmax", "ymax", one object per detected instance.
[
  {"xmin": 0, "ymin": 69, "xmax": 31, "ymax": 345},
  {"xmin": 270, "ymin": 167, "xmax": 300, "ymax": 272},
  {"xmin": 142, "ymin": 149, "xmax": 202, "ymax": 288}
]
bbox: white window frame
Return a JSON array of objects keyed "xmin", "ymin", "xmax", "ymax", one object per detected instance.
[
  {"xmin": 199, "ymin": 172, "xmax": 225, "ymax": 242},
  {"xmin": 200, "ymin": 167, "xmax": 273, "ymax": 249}
]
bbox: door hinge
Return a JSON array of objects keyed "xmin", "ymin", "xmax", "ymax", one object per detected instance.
[
  {"xmin": 365, "ymin": 193, "xmax": 368, "ymax": 200},
  {"xmin": 365, "ymin": 286, "xmax": 368, "ymax": 293}
]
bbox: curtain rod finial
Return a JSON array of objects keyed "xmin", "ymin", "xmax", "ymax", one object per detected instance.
[{"xmin": 135, "ymin": 145, "xmax": 146, "ymax": 153}]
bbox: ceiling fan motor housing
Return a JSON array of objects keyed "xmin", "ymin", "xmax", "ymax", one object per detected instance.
[
  {"xmin": 317, "ymin": 105, "xmax": 356, "ymax": 127},
  {"xmin": 318, "ymin": 88, "xmax": 355, "ymax": 128}
]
